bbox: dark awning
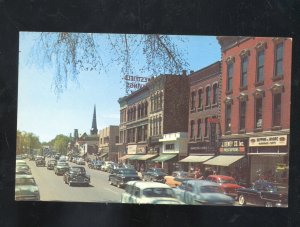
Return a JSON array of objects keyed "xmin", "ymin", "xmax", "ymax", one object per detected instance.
[{"xmin": 151, "ymin": 154, "xmax": 177, "ymax": 162}]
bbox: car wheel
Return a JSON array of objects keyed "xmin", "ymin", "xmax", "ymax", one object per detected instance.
[
  {"xmin": 238, "ymin": 194, "xmax": 246, "ymax": 206},
  {"xmin": 109, "ymin": 179, "xmax": 112, "ymax": 185},
  {"xmin": 117, "ymin": 182, "xmax": 121, "ymax": 188},
  {"xmin": 265, "ymin": 201, "xmax": 273, "ymax": 207},
  {"xmin": 69, "ymin": 180, "xmax": 72, "ymax": 187}
]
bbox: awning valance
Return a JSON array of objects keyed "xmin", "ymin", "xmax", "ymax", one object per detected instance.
[
  {"xmin": 203, "ymin": 155, "xmax": 245, "ymax": 167},
  {"xmin": 151, "ymin": 154, "xmax": 177, "ymax": 162},
  {"xmin": 134, "ymin": 154, "xmax": 158, "ymax": 161},
  {"xmin": 179, "ymin": 155, "xmax": 214, "ymax": 163}
]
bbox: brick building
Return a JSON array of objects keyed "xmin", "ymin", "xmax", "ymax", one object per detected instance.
[
  {"xmin": 204, "ymin": 37, "xmax": 291, "ymax": 187},
  {"xmin": 98, "ymin": 126, "xmax": 120, "ymax": 162}
]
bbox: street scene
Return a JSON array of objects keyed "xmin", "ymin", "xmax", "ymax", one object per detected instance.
[{"xmin": 16, "ymin": 33, "xmax": 291, "ymax": 207}]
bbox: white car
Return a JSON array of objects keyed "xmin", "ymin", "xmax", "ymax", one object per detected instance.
[
  {"xmin": 121, "ymin": 181, "xmax": 185, "ymax": 204},
  {"xmin": 76, "ymin": 158, "xmax": 85, "ymax": 165},
  {"xmin": 101, "ymin": 161, "xmax": 114, "ymax": 171}
]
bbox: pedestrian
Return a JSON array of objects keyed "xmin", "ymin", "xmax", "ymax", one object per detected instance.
[{"xmin": 194, "ymin": 168, "xmax": 201, "ymax": 179}]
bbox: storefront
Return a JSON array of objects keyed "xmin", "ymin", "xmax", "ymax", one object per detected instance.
[
  {"xmin": 248, "ymin": 134, "xmax": 289, "ymax": 189},
  {"xmin": 203, "ymin": 138, "xmax": 248, "ymax": 184}
]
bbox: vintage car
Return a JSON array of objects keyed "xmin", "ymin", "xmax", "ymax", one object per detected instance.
[
  {"xmin": 142, "ymin": 168, "xmax": 168, "ymax": 183},
  {"xmin": 63, "ymin": 166, "xmax": 90, "ymax": 186},
  {"xmin": 164, "ymin": 171, "xmax": 194, "ymax": 188},
  {"xmin": 109, "ymin": 168, "xmax": 141, "ymax": 188},
  {"xmin": 16, "ymin": 165, "xmax": 31, "ymax": 175},
  {"xmin": 54, "ymin": 161, "xmax": 70, "ymax": 175},
  {"xmin": 206, "ymin": 175, "xmax": 244, "ymax": 198},
  {"xmin": 47, "ymin": 159, "xmax": 57, "ymax": 170},
  {"xmin": 16, "ymin": 160, "xmax": 28, "ymax": 167},
  {"xmin": 107, "ymin": 163, "xmax": 122, "ymax": 173},
  {"xmin": 28, "ymin": 154, "xmax": 35, "ymax": 161},
  {"xmin": 173, "ymin": 179, "xmax": 235, "ymax": 206},
  {"xmin": 101, "ymin": 161, "xmax": 115, "ymax": 172},
  {"xmin": 76, "ymin": 158, "xmax": 85, "ymax": 165},
  {"xmin": 35, "ymin": 156, "xmax": 46, "ymax": 167},
  {"xmin": 121, "ymin": 181, "xmax": 184, "ymax": 204},
  {"xmin": 15, "ymin": 174, "xmax": 40, "ymax": 201},
  {"xmin": 236, "ymin": 180, "xmax": 288, "ymax": 207}
]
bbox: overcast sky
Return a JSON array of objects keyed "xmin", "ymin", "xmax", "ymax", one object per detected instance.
[{"xmin": 17, "ymin": 32, "xmax": 221, "ymax": 142}]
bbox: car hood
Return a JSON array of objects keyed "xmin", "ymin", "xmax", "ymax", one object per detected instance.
[
  {"xmin": 221, "ymin": 183, "xmax": 243, "ymax": 189},
  {"xmin": 15, "ymin": 185, "xmax": 39, "ymax": 195},
  {"xmin": 139, "ymin": 197, "xmax": 183, "ymax": 204},
  {"xmin": 199, "ymin": 193, "xmax": 234, "ymax": 203}
]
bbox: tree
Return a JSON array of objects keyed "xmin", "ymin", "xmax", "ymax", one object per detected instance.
[
  {"xmin": 16, "ymin": 131, "xmax": 41, "ymax": 155},
  {"xmin": 52, "ymin": 134, "xmax": 71, "ymax": 155},
  {"xmin": 30, "ymin": 32, "xmax": 189, "ymax": 96}
]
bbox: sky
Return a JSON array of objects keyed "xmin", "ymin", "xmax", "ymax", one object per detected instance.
[{"xmin": 17, "ymin": 32, "xmax": 221, "ymax": 143}]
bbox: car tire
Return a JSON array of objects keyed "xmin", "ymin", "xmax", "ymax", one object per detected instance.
[
  {"xmin": 109, "ymin": 179, "xmax": 112, "ymax": 185},
  {"xmin": 238, "ymin": 194, "xmax": 246, "ymax": 206},
  {"xmin": 117, "ymin": 182, "xmax": 121, "ymax": 188},
  {"xmin": 265, "ymin": 201, "xmax": 273, "ymax": 207},
  {"xmin": 69, "ymin": 180, "xmax": 72, "ymax": 187}
]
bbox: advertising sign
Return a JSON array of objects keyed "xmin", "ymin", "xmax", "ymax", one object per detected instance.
[
  {"xmin": 127, "ymin": 145, "xmax": 137, "ymax": 154},
  {"xmin": 137, "ymin": 145, "xmax": 147, "ymax": 154},
  {"xmin": 249, "ymin": 135, "xmax": 287, "ymax": 147},
  {"xmin": 219, "ymin": 139, "xmax": 247, "ymax": 154},
  {"xmin": 123, "ymin": 75, "xmax": 151, "ymax": 93}
]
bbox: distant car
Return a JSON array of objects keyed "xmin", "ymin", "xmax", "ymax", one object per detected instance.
[
  {"xmin": 28, "ymin": 155, "xmax": 35, "ymax": 161},
  {"xmin": 89, "ymin": 160, "xmax": 103, "ymax": 170},
  {"xmin": 101, "ymin": 161, "xmax": 114, "ymax": 172},
  {"xmin": 15, "ymin": 174, "xmax": 40, "ymax": 201},
  {"xmin": 16, "ymin": 160, "xmax": 28, "ymax": 166},
  {"xmin": 121, "ymin": 181, "xmax": 184, "ymax": 204},
  {"xmin": 121, "ymin": 164, "xmax": 135, "ymax": 169},
  {"xmin": 76, "ymin": 158, "xmax": 85, "ymax": 165},
  {"xmin": 54, "ymin": 154, "xmax": 61, "ymax": 160},
  {"xmin": 236, "ymin": 180, "xmax": 288, "ymax": 207},
  {"xmin": 107, "ymin": 163, "xmax": 121, "ymax": 173},
  {"xmin": 63, "ymin": 166, "xmax": 90, "ymax": 186},
  {"xmin": 35, "ymin": 157, "xmax": 46, "ymax": 167},
  {"xmin": 173, "ymin": 180, "xmax": 235, "ymax": 206},
  {"xmin": 59, "ymin": 155, "xmax": 67, "ymax": 162},
  {"xmin": 109, "ymin": 168, "xmax": 141, "ymax": 188},
  {"xmin": 47, "ymin": 159, "xmax": 57, "ymax": 170},
  {"xmin": 206, "ymin": 175, "xmax": 244, "ymax": 198},
  {"xmin": 16, "ymin": 165, "xmax": 31, "ymax": 175},
  {"xmin": 142, "ymin": 168, "xmax": 167, "ymax": 183},
  {"xmin": 54, "ymin": 161, "xmax": 70, "ymax": 175},
  {"xmin": 164, "ymin": 171, "xmax": 194, "ymax": 188}
]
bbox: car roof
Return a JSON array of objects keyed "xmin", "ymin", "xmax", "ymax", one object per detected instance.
[
  {"xmin": 15, "ymin": 174, "xmax": 34, "ymax": 179},
  {"xmin": 126, "ymin": 181, "xmax": 171, "ymax": 189},
  {"xmin": 183, "ymin": 180, "xmax": 220, "ymax": 186},
  {"xmin": 208, "ymin": 175, "xmax": 235, "ymax": 180}
]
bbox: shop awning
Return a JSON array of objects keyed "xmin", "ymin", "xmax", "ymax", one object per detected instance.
[
  {"xmin": 119, "ymin": 155, "xmax": 132, "ymax": 160},
  {"xmin": 203, "ymin": 155, "xmax": 245, "ymax": 167},
  {"xmin": 99, "ymin": 152, "xmax": 108, "ymax": 158},
  {"xmin": 127, "ymin": 155, "xmax": 143, "ymax": 160},
  {"xmin": 179, "ymin": 155, "xmax": 214, "ymax": 163},
  {"xmin": 151, "ymin": 154, "xmax": 177, "ymax": 162},
  {"xmin": 134, "ymin": 154, "xmax": 158, "ymax": 161}
]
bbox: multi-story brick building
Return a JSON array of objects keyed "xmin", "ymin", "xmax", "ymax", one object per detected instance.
[
  {"xmin": 180, "ymin": 62, "xmax": 221, "ymax": 172},
  {"xmin": 98, "ymin": 126, "xmax": 120, "ymax": 162},
  {"xmin": 204, "ymin": 37, "xmax": 291, "ymax": 187}
]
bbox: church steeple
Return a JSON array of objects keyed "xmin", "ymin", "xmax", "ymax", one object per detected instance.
[{"xmin": 90, "ymin": 105, "xmax": 98, "ymax": 135}]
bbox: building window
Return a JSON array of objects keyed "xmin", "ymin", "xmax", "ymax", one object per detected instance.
[
  {"xmin": 158, "ymin": 116, "xmax": 162, "ymax": 135},
  {"xmin": 190, "ymin": 120, "xmax": 195, "ymax": 138},
  {"xmin": 115, "ymin": 136, "xmax": 119, "ymax": 143},
  {"xmin": 198, "ymin": 89, "xmax": 203, "ymax": 109},
  {"xmin": 165, "ymin": 144, "xmax": 175, "ymax": 150},
  {"xmin": 225, "ymin": 104, "xmax": 232, "ymax": 132},
  {"xmin": 145, "ymin": 102, "xmax": 148, "ymax": 116},
  {"xmin": 227, "ymin": 63, "xmax": 234, "ymax": 92},
  {"xmin": 212, "ymin": 84, "xmax": 218, "ymax": 105},
  {"xmin": 273, "ymin": 93, "xmax": 281, "ymax": 126},
  {"xmin": 255, "ymin": 97, "xmax": 263, "ymax": 128},
  {"xmin": 204, "ymin": 118, "xmax": 209, "ymax": 137},
  {"xmin": 275, "ymin": 43, "xmax": 283, "ymax": 77},
  {"xmin": 191, "ymin": 92, "xmax": 196, "ymax": 110},
  {"xmin": 256, "ymin": 50, "xmax": 265, "ymax": 83},
  {"xmin": 197, "ymin": 119, "xmax": 202, "ymax": 138},
  {"xmin": 206, "ymin": 86, "xmax": 211, "ymax": 106},
  {"xmin": 239, "ymin": 101, "xmax": 246, "ymax": 130},
  {"xmin": 241, "ymin": 56, "xmax": 248, "ymax": 88}
]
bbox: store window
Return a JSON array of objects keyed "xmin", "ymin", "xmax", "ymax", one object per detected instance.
[
  {"xmin": 227, "ymin": 63, "xmax": 234, "ymax": 92},
  {"xmin": 239, "ymin": 101, "xmax": 246, "ymax": 130},
  {"xmin": 256, "ymin": 50, "xmax": 265, "ymax": 83},
  {"xmin": 206, "ymin": 86, "xmax": 211, "ymax": 106},
  {"xmin": 212, "ymin": 83, "xmax": 218, "ymax": 105},
  {"xmin": 225, "ymin": 104, "xmax": 232, "ymax": 132},
  {"xmin": 190, "ymin": 120, "xmax": 195, "ymax": 138},
  {"xmin": 273, "ymin": 93, "xmax": 281, "ymax": 126},
  {"xmin": 241, "ymin": 56, "xmax": 248, "ymax": 88},
  {"xmin": 275, "ymin": 43, "xmax": 283, "ymax": 77},
  {"xmin": 255, "ymin": 97, "xmax": 263, "ymax": 128}
]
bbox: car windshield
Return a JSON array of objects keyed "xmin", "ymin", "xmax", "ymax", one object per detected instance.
[
  {"xmin": 143, "ymin": 188, "xmax": 175, "ymax": 198},
  {"xmin": 16, "ymin": 178, "xmax": 36, "ymax": 186},
  {"xmin": 219, "ymin": 178, "xmax": 236, "ymax": 184},
  {"xmin": 200, "ymin": 185, "xmax": 224, "ymax": 193},
  {"xmin": 72, "ymin": 168, "xmax": 85, "ymax": 173},
  {"xmin": 119, "ymin": 169, "xmax": 136, "ymax": 175}
]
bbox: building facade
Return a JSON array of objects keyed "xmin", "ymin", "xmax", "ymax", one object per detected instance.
[
  {"xmin": 209, "ymin": 36, "xmax": 291, "ymax": 187},
  {"xmin": 98, "ymin": 126, "xmax": 120, "ymax": 162}
]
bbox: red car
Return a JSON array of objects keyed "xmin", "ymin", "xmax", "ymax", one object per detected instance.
[{"xmin": 206, "ymin": 175, "xmax": 244, "ymax": 198}]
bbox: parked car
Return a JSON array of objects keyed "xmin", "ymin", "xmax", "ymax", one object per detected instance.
[
  {"xmin": 206, "ymin": 175, "xmax": 244, "ymax": 198},
  {"xmin": 16, "ymin": 165, "xmax": 31, "ymax": 175},
  {"xmin": 121, "ymin": 181, "xmax": 184, "ymax": 204},
  {"xmin": 47, "ymin": 159, "xmax": 57, "ymax": 170},
  {"xmin": 164, "ymin": 171, "xmax": 194, "ymax": 188},
  {"xmin": 59, "ymin": 155, "xmax": 67, "ymax": 162},
  {"xmin": 142, "ymin": 168, "xmax": 168, "ymax": 183},
  {"xmin": 101, "ymin": 161, "xmax": 115, "ymax": 172},
  {"xmin": 54, "ymin": 161, "xmax": 70, "ymax": 175},
  {"xmin": 15, "ymin": 174, "xmax": 40, "ymax": 201},
  {"xmin": 236, "ymin": 180, "xmax": 288, "ymax": 207},
  {"xmin": 35, "ymin": 156, "xmax": 46, "ymax": 167},
  {"xmin": 90, "ymin": 160, "xmax": 104, "ymax": 170},
  {"xmin": 63, "ymin": 166, "xmax": 90, "ymax": 186},
  {"xmin": 16, "ymin": 160, "xmax": 28, "ymax": 167},
  {"xmin": 173, "ymin": 179, "xmax": 235, "ymax": 206},
  {"xmin": 28, "ymin": 154, "xmax": 35, "ymax": 161},
  {"xmin": 121, "ymin": 164, "xmax": 135, "ymax": 169},
  {"xmin": 109, "ymin": 168, "xmax": 141, "ymax": 188},
  {"xmin": 76, "ymin": 158, "xmax": 85, "ymax": 165},
  {"xmin": 107, "ymin": 163, "xmax": 121, "ymax": 173}
]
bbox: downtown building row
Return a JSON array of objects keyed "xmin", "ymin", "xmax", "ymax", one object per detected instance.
[{"xmin": 96, "ymin": 36, "xmax": 291, "ymax": 188}]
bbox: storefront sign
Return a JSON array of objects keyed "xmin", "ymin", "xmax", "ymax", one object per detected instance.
[
  {"xmin": 219, "ymin": 139, "xmax": 246, "ymax": 154},
  {"xmin": 127, "ymin": 145, "xmax": 137, "ymax": 154},
  {"xmin": 188, "ymin": 142, "xmax": 213, "ymax": 154},
  {"xmin": 249, "ymin": 135, "xmax": 287, "ymax": 147},
  {"xmin": 137, "ymin": 145, "xmax": 147, "ymax": 154}
]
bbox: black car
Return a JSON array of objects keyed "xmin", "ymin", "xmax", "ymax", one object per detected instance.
[
  {"xmin": 63, "ymin": 166, "xmax": 90, "ymax": 186},
  {"xmin": 142, "ymin": 168, "xmax": 167, "ymax": 183},
  {"xmin": 54, "ymin": 161, "xmax": 70, "ymax": 175},
  {"xmin": 47, "ymin": 159, "xmax": 57, "ymax": 170},
  {"xmin": 236, "ymin": 180, "xmax": 288, "ymax": 207},
  {"xmin": 35, "ymin": 157, "xmax": 46, "ymax": 167},
  {"xmin": 109, "ymin": 168, "xmax": 141, "ymax": 188}
]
